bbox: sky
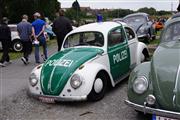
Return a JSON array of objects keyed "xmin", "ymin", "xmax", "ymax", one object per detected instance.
[{"xmin": 58, "ymin": 0, "xmax": 179, "ymax": 11}]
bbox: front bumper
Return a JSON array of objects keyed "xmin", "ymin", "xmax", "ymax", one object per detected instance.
[
  {"xmin": 28, "ymin": 90, "xmax": 87, "ymax": 102},
  {"xmin": 125, "ymin": 100, "xmax": 180, "ymax": 119}
]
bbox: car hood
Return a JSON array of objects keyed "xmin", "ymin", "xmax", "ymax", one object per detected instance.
[
  {"xmin": 125, "ymin": 22, "xmax": 145, "ymax": 32},
  {"xmin": 151, "ymin": 41, "xmax": 180, "ymax": 111},
  {"xmin": 40, "ymin": 47, "xmax": 104, "ymax": 95}
]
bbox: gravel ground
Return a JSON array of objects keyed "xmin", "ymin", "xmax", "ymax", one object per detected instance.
[{"xmin": 1, "ymin": 80, "xmax": 151, "ymax": 120}]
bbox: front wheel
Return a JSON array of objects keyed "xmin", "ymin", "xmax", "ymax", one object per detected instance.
[
  {"xmin": 87, "ymin": 72, "xmax": 107, "ymax": 101},
  {"xmin": 12, "ymin": 40, "xmax": 23, "ymax": 52}
]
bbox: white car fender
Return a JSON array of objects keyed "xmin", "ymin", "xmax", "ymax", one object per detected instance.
[
  {"xmin": 28, "ymin": 65, "xmax": 43, "ymax": 94},
  {"xmin": 11, "ymin": 31, "xmax": 20, "ymax": 40},
  {"xmin": 60, "ymin": 62, "xmax": 113, "ymax": 97},
  {"xmin": 136, "ymin": 42, "xmax": 149, "ymax": 64}
]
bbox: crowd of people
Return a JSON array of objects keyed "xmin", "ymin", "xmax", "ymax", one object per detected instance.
[{"xmin": 0, "ymin": 9, "xmax": 72, "ymax": 67}]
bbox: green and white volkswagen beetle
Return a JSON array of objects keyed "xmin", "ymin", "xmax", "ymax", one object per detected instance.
[
  {"xmin": 28, "ymin": 21, "xmax": 149, "ymax": 102},
  {"xmin": 125, "ymin": 16, "xmax": 180, "ymax": 119}
]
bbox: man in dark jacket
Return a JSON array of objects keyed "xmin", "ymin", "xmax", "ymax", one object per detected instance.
[
  {"xmin": 52, "ymin": 9, "xmax": 72, "ymax": 51},
  {"xmin": 0, "ymin": 17, "xmax": 11, "ymax": 67},
  {"xmin": 17, "ymin": 14, "xmax": 32, "ymax": 65}
]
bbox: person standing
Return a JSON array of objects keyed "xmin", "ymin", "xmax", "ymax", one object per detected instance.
[
  {"xmin": 17, "ymin": 14, "xmax": 32, "ymax": 65},
  {"xmin": 32, "ymin": 12, "xmax": 47, "ymax": 64},
  {"xmin": 0, "ymin": 17, "xmax": 11, "ymax": 67},
  {"xmin": 52, "ymin": 9, "xmax": 72, "ymax": 51}
]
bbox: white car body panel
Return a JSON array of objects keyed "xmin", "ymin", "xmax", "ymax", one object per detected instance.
[{"xmin": 29, "ymin": 21, "xmax": 149, "ymax": 101}]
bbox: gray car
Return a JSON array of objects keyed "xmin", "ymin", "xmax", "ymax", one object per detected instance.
[{"xmin": 123, "ymin": 13, "xmax": 156, "ymax": 43}]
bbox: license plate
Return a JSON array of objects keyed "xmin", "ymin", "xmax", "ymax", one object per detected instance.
[
  {"xmin": 39, "ymin": 97, "xmax": 55, "ymax": 103},
  {"xmin": 152, "ymin": 114, "xmax": 177, "ymax": 120}
]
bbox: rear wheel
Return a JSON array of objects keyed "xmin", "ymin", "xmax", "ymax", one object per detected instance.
[
  {"xmin": 87, "ymin": 72, "xmax": 108, "ymax": 101},
  {"xmin": 12, "ymin": 40, "xmax": 23, "ymax": 52}
]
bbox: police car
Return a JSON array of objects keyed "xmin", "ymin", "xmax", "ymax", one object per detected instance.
[{"xmin": 28, "ymin": 21, "xmax": 149, "ymax": 102}]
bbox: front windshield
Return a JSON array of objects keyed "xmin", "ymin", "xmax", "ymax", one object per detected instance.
[
  {"xmin": 124, "ymin": 15, "xmax": 146, "ymax": 24},
  {"xmin": 64, "ymin": 32, "xmax": 104, "ymax": 48},
  {"xmin": 161, "ymin": 22, "xmax": 180, "ymax": 42}
]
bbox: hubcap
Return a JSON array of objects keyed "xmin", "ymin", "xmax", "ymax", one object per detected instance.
[
  {"xmin": 14, "ymin": 42, "xmax": 22, "ymax": 51},
  {"xmin": 94, "ymin": 78, "xmax": 103, "ymax": 93}
]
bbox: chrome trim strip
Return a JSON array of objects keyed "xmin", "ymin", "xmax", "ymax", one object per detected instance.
[
  {"xmin": 173, "ymin": 64, "xmax": 180, "ymax": 106},
  {"xmin": 125, "ymin": 100, "xmax": 180, "ymax": 119},
  {"xmin": 174, "ymin": 65, "xmax": 180, "ymax": 92}
]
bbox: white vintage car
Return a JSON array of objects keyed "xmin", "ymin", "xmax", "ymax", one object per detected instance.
[
  {"xmin": 0, "ymin": 24, "xmax": 22, "ymax": 52},
  {"xmin": 28, "ymin": 21, "xmax": 149, "ymax": 103}
]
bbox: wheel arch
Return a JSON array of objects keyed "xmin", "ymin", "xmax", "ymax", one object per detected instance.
[
  {"xmin": 96, "ymin": 69, "xmax": 113, "ymax": 88},
  {"xmin": 136, "ymin": 42, "xmax": 150, "ymax": 64}
]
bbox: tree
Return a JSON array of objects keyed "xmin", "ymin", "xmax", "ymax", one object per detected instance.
[
  {"xmin": 72, "ymin": 0, "xmax": 80, "ymax": 11},
  {"xmin": 0, "ymin": 0, "xmax": 8, "ymax": 21},
  {"xmin": 72, "ymin": 0, "xmax": 81, "ymax": 25},
  {"xmin": 137, "ymin": 7, "xmax": 156, "ymax": 15},
  {"xmin": 6, "ymin": 0, "xmax": 60, "ymax": 23}
]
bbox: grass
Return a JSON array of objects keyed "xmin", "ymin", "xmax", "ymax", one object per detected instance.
[
  {"xmin": 0, "ymin": 39, "xmax": 57, "ymax": 60},
  {"xmin": 150, "ymin": 30, "xmax": 161, "ymax": 45}
]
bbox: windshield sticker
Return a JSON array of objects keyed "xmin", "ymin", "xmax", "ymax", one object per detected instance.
[
  {"xmin": 113, "ymin": 50, "xmax": 127, "ymax": 64},
  {"xmin": 45, "ymin": 59, "xmax": 73, "ymax": 67}
]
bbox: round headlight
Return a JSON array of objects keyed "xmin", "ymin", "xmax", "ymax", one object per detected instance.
[
  {"xmin": 29, "ymin": 73, "xmax": 38, "ymax": 87},
  {"xmin": 70, "ymin": 74, "xmax": 82, "ymax": 89},
  {"xmin": 133, "ymin": 76, "xmax": 148, "ymax": 94}
]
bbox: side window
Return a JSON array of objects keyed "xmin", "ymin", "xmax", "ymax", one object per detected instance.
[
  {"xmin": 125, "ymin": 27, "xmax": 135, "ymax": 41},
  {"xmin": 108, "ymin": 27, "xmax": 125, "ymax": 47}
]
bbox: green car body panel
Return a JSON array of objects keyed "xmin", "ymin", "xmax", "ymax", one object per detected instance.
[
  {"xmin": 108, "ymin": 26, "xmax": 131, "ymax": 81},
  {"xmin": 128, "ymin": 38, "xmax": 180, "ymax": 112},
  {"xmin": 40, "ymin": 48, "xmax": 104, "ymax": 95}
]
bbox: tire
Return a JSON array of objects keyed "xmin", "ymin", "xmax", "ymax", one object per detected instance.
[
  {"xmin": 12, "ymin": 40, "xmax": 23, "ymax": 52},
  {"xmin": 87, "ymin": 72, "xmax": 108, "ymax": 101}
]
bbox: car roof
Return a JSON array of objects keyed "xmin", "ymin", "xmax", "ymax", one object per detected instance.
[
  {"xmin": 165, "ymin": 16, "xmax": 180, "ymax": 27},
  {"xmin": 69, "ymin": 21, "xmax": 122, "ymax": 34},
  {"xmin": 123, "ymin": 12, "xmax": 148, "ymax": 19},
  {"xmin": 171, "ymin": 12, "xmax": 180, "ymax": 19}
]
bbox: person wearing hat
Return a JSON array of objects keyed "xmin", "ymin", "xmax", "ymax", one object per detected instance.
[
  {"xmin": 52, "ymin": 9, "xmax": 72, "ymax": 51},
  {"xmin": 32, "ymin": 12, "xmax": 47, "ymax": 64},
  {"xmin": 0, "ymin": 17, "xmax": 11, "ymax": 67},
  {"xmin": 17, "ymin": 14, "xmax": 32, "ymax": 65}
]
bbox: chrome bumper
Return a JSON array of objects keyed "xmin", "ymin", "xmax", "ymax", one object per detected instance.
[
  {"xmin": 28, "ymin": 90, "xmax": 87, "ymax": 102},
  {"xmin": 125, "ymin": 100, "xmax": 180, "ymax": 119}
]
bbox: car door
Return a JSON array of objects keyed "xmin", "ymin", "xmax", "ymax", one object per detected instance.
[
  {"xmin": 125, "ymin": 27, "xmax": 138, "ymax": 68},
  {"xmin": 108, "ymin": 26, "xmax": 130, "ymax": 82}
]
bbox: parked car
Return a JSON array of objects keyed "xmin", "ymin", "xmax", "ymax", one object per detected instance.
[
  {"xmin": 45, "ymin": 23, "xmax": 56, "ymax": 40},
  {"xmin": 0, "ymin": 24, "xmax": 22, "ymax": 52},
  {"xmin": 123, "ymin": 13, "xmax": 156, "ymax": 43},
  {"xmin": 125, "ymin": 16, "xmax": 180, "ymax": 119},
  {"xmin": 28, "ymin": 21, "xmax": 149, "ymax": 103}
]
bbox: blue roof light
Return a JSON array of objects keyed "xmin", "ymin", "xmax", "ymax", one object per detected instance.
[{"xmin": 97, "ymin": 14, "xmax": 103, "ymax": 22}]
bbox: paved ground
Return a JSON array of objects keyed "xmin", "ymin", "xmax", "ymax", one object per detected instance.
[{"xmin": 0, "ymin": 44, "xmax": 152, "ymax": 120}]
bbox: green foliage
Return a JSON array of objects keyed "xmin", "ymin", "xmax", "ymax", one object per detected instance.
[
  {"xmin": 156, "ymin": 10, "xmax": 171, "ymax": 16},
  {"xmin": 137, "ymin": 7, "xmax": 156, "ymax": 15},
  {"xmin": 1, "ymin": 0, "xmax": 60, "ymax": 23},
  {"xmin": 108, "ymin": 9, "xmax": 134, "ymax": 18},
  {"xmin": 72, "ymin": 0, "xmax": 80, "ymax": 11}
]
